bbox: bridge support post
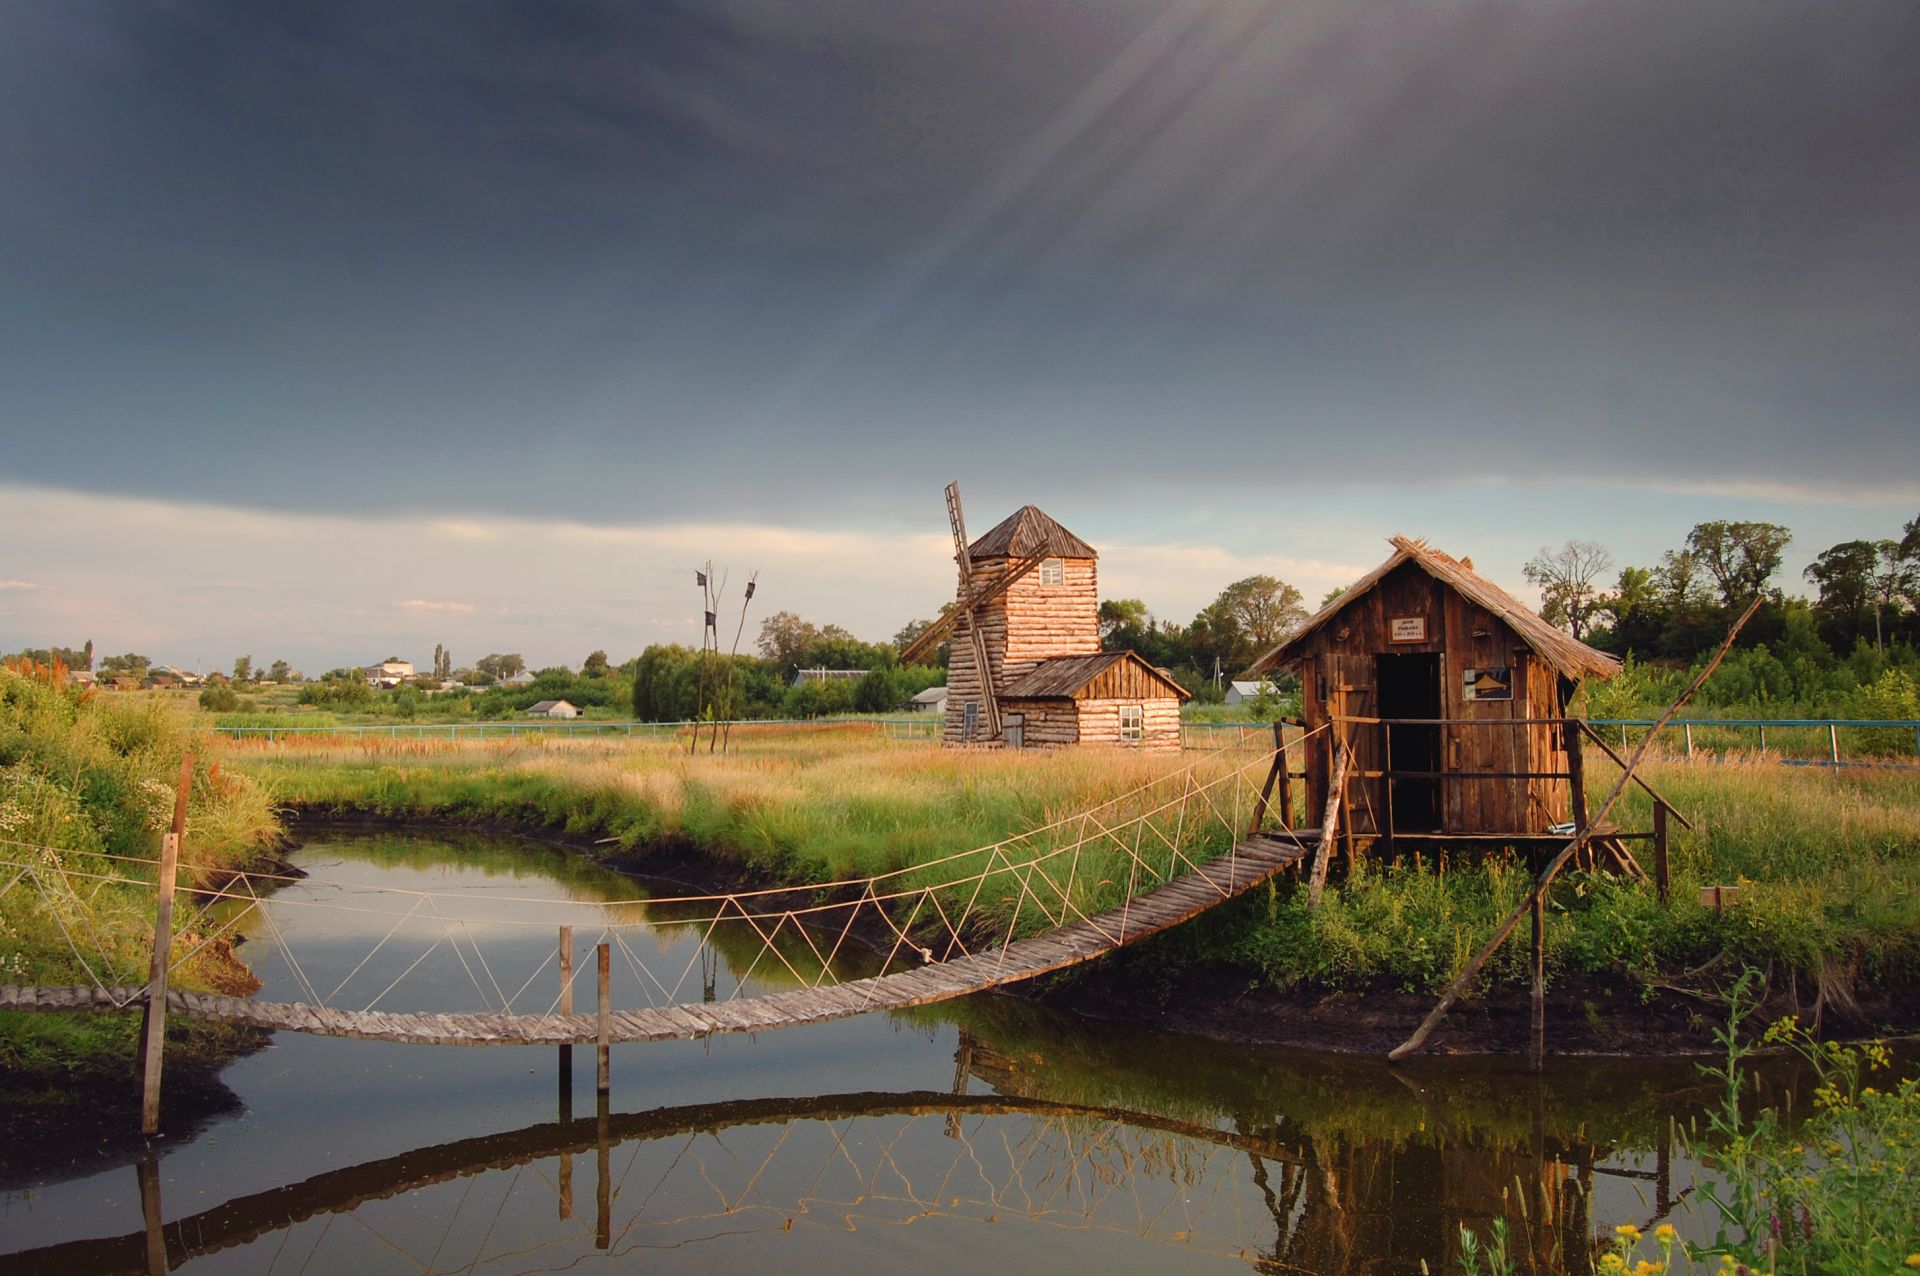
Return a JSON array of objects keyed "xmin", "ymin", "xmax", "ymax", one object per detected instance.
[
  {"xmin": 596, "ymin": 941, "xmax": 611, "ymax": 1095},
  {"xmin": 138, "ymin": 1155, "xmax": 167, "ymax": 1276},
  {"xmin": 595, "ymin": 1088, "xmax": 611, "ymax": 1250},
  {"xmin": 137, "ymin": 755, "xmax": 193, "ymax": 1136},
  {"xmin": 557, "ymin": 926, "xmax": 574, "ymax": 1099},
  {"xmin": 1529, "ymin": 887, "xmax": 1546, "ymax": 1073}
]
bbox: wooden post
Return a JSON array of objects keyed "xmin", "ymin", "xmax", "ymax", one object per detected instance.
[
  {"xmin": 595, "ymin": 1088, "xmax": 611, "ymax": 1250},
  {"xmin": 1248, "ymin": 721, "xmax": 1287, "ymax": 837},
  {"xmin": 557, "ymin": 926, "xmax": 573, "ymax": 1096},
  {"xmin": 596, "ymin": 941, "xmax": 611, "ymax": 1095},
  {"xmin": 1529, "ymin": 888, "xmax": 1546, "ymax": 1073},
  {"xmin": 1306, "ymin": 741, "xmax": 1352, "ymax": 909},
  {"xmin": 138, "ymin": 1156, "xmax": 168, "ymax": 1276},
  {"xmin": 1828, "ymin": 722, "xmax": 1841, "ymax": 769},
  {"xmin": 1683, "ymin": 722, "xmax": 1693, "ymax": 760},
  {"xmin": 1275, "ymin": 724, "xmax": 1294, "ymax": 831},
  {"xmin": 1564, "ymin": 718, "xmax": 1588, "ymax": 832},
  {"xmin": 137, "ymin": 754, "xmax": 193, "ymax": 1136},
  {"xmin": 1652, "ymin": 802, "xmax": 1670, "ymax": 901}
]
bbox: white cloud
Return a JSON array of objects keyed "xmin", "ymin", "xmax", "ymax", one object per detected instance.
[
  {"xmin": 0, "ymin": 580, "xmax": 39, "ymax": 590},
  {"xmin": 397, "ymin": 599, "xmax": 477, "ymax": 614}
]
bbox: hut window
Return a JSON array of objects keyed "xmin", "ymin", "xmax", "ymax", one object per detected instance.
[
  {"xmin": 963, "ymin": 701, "xmax": 979, "ymax": 740},
  {"xmin": 1118, "ymin": 703, "xmax": 1143, "ymax": 742},
  {"xmin": 1040, "ymin": 558, "xmax": 1064, "ymax": 586}
]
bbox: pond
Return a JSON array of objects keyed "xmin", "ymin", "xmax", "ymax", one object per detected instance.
[{"xmin": 0, "ymin": 830, "xmax": 1763, "ymax": 1274}]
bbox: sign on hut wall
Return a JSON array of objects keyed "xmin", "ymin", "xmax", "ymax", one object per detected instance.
[
  {"xmin": 1388, "ymin": 616, "xmax": 1427, "ymax": 643},
  {"xmin": 1462, "ymin": 667, "xmax": 1513, "ymax": 701}
]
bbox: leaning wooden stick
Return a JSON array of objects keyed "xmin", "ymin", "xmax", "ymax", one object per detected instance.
[
  {"xmin": 1387, "ymin": 596, "xmax": 1762, "ymax": 1061},
  {"xmin": 1305, "ymin": 739, "xmax": 1352, "ymax": 909}
]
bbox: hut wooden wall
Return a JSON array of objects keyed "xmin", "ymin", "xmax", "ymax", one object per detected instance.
[
  {"xmin": 1076, "ymin": 698, "xmax": 1182, "ymax": 753},
  {"xmin": 1003, "ymin": 557, "xmax": 1100, "ymax": 664},
  {"xmin": 1001, "ymin": 699, "xmax": 1080, "ymax": 747},
  {"xmin": 1290, "ymin": 561, "xmax": 1570, "ymax": 837},
  {"xmin": 944, "ymin": 555, "xmax": 1098, "ymax": 745}
]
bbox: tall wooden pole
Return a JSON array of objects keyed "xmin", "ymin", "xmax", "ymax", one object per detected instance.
[
  {"xmin": 138, "ymin": 1156, "xmax": 168, "ymax": 1276},
  {"xmin": 138, "ymin": 754, "xmax": 193, "ymax": 1136},
  {"xmin": 1529, "ymin": 889, "xmax": 1546, "ymax": 1073},
  {"xmin": 596, "ymin": 941, "xmax": 611, "ymax": 1095},
  {"xmin": 556, "ymin": 926, "xmax": 573, "ymax": 1103}
]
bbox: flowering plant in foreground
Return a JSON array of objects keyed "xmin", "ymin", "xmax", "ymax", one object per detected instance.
[{"xmin": 1455, "ymin": 968, "xmax": 1919, "ymax": 1274}]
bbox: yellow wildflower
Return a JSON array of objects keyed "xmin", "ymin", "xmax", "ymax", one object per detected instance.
[
  {"xmin": 1615, "ymin": 1224, "xmax": 1642, "ymax": 1239},
  {"xmin": 1599, "ymin": 1256, "xmax": 1627, "ymax": 1274},
  {"xmin": 1904, "ymin": 1255, "xmax": 1920, "ymax": 1270},
  {"xmin": 1653, "ymin": 1223, "xmax": 1677, "ymax": 1243},
  {"xmin": 1632, "ymin": 1263, "xmax": 1665, "ymax": 1276}
]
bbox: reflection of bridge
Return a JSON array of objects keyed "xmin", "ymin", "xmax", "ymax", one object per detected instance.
[
  {"xmin": 2, "ymin": 1089, "xmax": 1318, "ymax": 1272},
  {"xmin": 1, "ymin": 1029, "xmax": 1674, "ymax": 1276}
]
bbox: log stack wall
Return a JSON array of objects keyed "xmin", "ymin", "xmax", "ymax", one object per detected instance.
[
  {"xmin": 945, "ymin": 555, "xmax": 1099, "ymax": 745},
  {"xmin": 1075, "ymin": 698, "xmax": 1182, "ymax": 753}
]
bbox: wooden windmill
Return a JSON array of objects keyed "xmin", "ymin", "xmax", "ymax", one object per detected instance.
[
  {"xmin": 901, "ymin": 482, "xmax": 1105, "ymax": 744},
  {"xmin": 899, "ymin": 483, "xmax": 1046, "ymax": 738}
]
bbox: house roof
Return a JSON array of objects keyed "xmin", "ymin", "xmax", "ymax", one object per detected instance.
[
  {"xmin": 526, "ymin": 699, "xmax": 575, "ymax": 712},
  {"xmin": 1228, "ymin": 680, "xmax": 1268, "ymax": 696},
  {"xmin": 999, "ymin": 650, "xmax": 1188, "ymax": 700},
  {"xmin": 968, "ymin": 505, "xmax": 1098, "ymax": 561},
  {"xmin": 910, "ymin": 685, "xmax": 948, "ymax": 703},
  {"xmin": 1248, "ymin": 536, "xmax": 1621, "ymax": 681}
]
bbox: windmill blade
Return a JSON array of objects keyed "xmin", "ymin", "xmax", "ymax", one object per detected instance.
[{"xmin": 898, "ymin": 555, "xmax": 1047, "ymax": 664}]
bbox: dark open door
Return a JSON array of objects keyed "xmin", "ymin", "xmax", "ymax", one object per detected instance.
[{"xmin": 1375, "ymin": 653, "xmax": 1441, "ymax": 832}]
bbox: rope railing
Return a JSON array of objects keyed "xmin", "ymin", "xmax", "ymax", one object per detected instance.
[{"xmin": 1, "ymin": 726, "xmax": 1328, "ymax": 1030}]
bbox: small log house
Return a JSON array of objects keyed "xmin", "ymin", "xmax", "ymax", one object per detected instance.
[
  {"xmin": 945, "ymin": 505, "xmax": 1186, "ymax": 750},
  {"xmin": 1247, "ymin": 537, "xmax": 1622, "ymax": 845}
]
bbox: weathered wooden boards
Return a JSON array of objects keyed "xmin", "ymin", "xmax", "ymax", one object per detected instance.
[{"xmin": 1, "ymin": 837, "xmax": 1311, "ymax": 1048}]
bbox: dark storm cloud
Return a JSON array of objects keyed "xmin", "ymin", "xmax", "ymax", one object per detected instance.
[{"xmin": 2, "ymin": 0, "xmax": 1915, "ymax": 522}]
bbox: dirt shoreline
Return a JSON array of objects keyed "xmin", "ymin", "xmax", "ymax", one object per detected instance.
[{"xmin": 279, "ymin": 809, "xmax": 1920, "ymax": 1057}]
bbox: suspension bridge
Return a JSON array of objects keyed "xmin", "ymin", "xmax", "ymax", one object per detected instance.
[{"xmin": 0, "ymin": 730, "xmax": 1327, "ymax": 1059}]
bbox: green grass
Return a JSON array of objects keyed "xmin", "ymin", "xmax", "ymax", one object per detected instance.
[
  {"xmin": 225, "ymin": 726, "xmax": 1920, "ymax": 1004},
  {"xmin": 0, "ymin": 665, "xmax": 282, "ymax": 1077}
]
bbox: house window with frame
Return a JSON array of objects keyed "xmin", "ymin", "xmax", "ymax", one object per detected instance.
[
  {"xmin": 1118, "ymin": 703, "xmax": 1143, "ymax": 742},
  {"xmin": 963, "ymin": 701, "xmax": 979, "ymax": 741},
  {"xmin": 1040, "ymin": 558, "xmax": 1064, "ymax": 586}
]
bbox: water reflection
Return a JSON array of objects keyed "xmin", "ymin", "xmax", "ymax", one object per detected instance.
[{"xmin": 0, "ymin": 833, "xmax": 1822, "ymax": 1274}]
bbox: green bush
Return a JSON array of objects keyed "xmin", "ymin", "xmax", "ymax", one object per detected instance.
[{"xmin": 198, "ymin": 684, "xmax": 240, "ymax": 712}]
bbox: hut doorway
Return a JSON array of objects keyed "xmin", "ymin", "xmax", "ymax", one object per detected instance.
[{"xmin": 1375, "ymin": 652, "xmax": 1442, "ymax": 832}]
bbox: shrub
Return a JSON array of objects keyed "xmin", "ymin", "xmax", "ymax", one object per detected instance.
[{"xmin": 198, "ymin": 684, "xmax": 240, "ymax": 712}]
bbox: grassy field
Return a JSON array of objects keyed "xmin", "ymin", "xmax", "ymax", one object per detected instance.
[
  {"xmin": 0, "ymin": 666, "xmax": 282, "ymax": 1078},
  {"xmin": 224, "ymin": 725, "xmax": 1920, "ymax": 1008}
]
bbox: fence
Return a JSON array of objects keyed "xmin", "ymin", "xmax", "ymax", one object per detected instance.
[
  {"xmin": 210, "ymin": 713, "xmax": 1920, "ymax": 763},
  {"xmin": 1587, "ymin": 718, "xmax": 1920, "ymax": 766}
]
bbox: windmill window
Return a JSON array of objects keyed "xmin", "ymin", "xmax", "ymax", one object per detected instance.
[
  {"xmin": 1040, "ymin": 558, "xmax": 1064, "ymax": 586},
  {"xmin": 1118, "ymin": 703, "xmax": 1143, "ymax": 742}
]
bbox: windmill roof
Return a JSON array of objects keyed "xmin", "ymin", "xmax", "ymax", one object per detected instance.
[
  {"xmin": 1246, "ymin": 535, "xmax": 1621, "ymax": 682},
  {"xmin": 968, "ymin": 505, "xmax": 1097, "ymax": 560}
]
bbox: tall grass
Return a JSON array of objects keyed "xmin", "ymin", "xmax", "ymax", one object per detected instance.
[
  {"xmin": 227, "ymin": 728, "xmax": 1920, "ymax": 1000},
  {"xmin": 0, "ymin": 663, "xmax": 282, "ymax": 1074}
]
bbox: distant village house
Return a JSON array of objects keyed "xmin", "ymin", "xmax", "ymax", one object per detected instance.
[{"xmin": 524, "ymin": 699, "xmax": 579, "ymax": 719}]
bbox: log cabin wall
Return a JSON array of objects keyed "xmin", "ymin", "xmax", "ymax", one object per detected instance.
[
  {"xmin": 1000, "ymin": 699, "xmax": 1080, "ymax": 747},
  {"xmin": 1073, "ymin": 698, "xmax": 1182, "ymax": 753},
  {"xmin": 944, "ymin": 554, "xmax": 1098, "ymax": 745}
]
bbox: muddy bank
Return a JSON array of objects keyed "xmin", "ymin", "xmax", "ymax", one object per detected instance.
[
  {"xmin": 0, "ymin": 1023, "xmax": 266, "ymax": 1191},
  {"xmin": 1032, "ymin": 959, "xmax": 1920, "ymax": 1056}
]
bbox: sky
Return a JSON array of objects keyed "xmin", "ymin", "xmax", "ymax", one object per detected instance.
[{"xmin": 2, "ymin": 0, "xmax": 1916, "ymax": 673}]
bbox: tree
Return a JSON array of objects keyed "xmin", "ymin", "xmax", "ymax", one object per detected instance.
[
  {"xmin": 1319, "ymin": 586, "xmax": 1346, "ymax": 609},
  {"xmin": 269, "ymin": 659, "xmax": 292, "ymax": 682},
  {"xmin": 1805, "ymin": 540, "xmax": 1878, "ymax": 645},
  {"xmin": 476, "ymin": 653, "xmax": 525, "ymax": 680},
  {"xmin": 97, "ymin": 652, "xmax": 151, "ymax": 678},
  {"xmin": 431, "ymin": 643, "xmax": 452, "ymax": 680},
  {"xmin": 1098, "ymin": 599, "xmax": 1152, "ymax": 650},
  {"xmin": 1522, "ymin": 540, "xmax": 1613, "ymax": 640},
  {"xmin": 582, "ymin": 650, "xmax": 611, "ymax": 678},
  {"xmin": 1685, "ymin": 521, "xmax": 1792, "ymax": 606},
  {"xmin": 1192, "ymin": 575, "xmax": 1306, "ymax": 672},
  {"xmin": 232, "ymin": 654, "xmax": 253, "ymax": 682},
  {"xmin": 757, "ymin": 611, "xmax": 821, "ymax": 671}
]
